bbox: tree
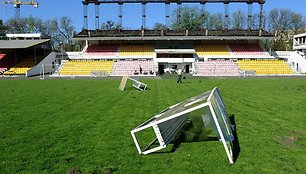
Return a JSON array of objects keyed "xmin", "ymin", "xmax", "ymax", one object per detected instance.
[
  {"xmin": 171, "ymin": 6, "xmax": 208, "ymax": 30},
  {"xmin": 231, "ymin": 9, "xmax": 246, "ymax": 30},
  {"xmin": 267, "ymin": 9, "xmax": 279, "ymax": 32},
  {"xmin": 0, "ymin": 20, "xmax": 8, "ymax": 39},
  {"xmin": 5, "ymin": 18, "xmax": 29, "ymax": 33},
  {"xmin": 267, "ymin": 8, "xmax": 305, "ymax": 33},
  {"xmin": 5, "ymin": 16, "xmax": 78, "ymax": 51},
  {"xmin": 100, "ymin": 20, "xmax": 121, "ymax": 30},
  {"xmin": 278, "ymin": 9, "xmax": 292, "ymax": 32},
  {"xmin": 252, "ymin": 12, "xmax": 267, "ymax": 30},
  {"xmin": 152, "ymin": 23, "xmax": 167, "ymax": 30},
  {"xmin": 206, "ymin": 13, "xmax": 224, "ymax": 30},
  {"xmin": 290, "ymin": 13, "xmax": 305, "ymax": 33}
]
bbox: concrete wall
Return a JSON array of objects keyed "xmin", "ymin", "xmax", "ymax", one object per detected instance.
[{"xmin": 26, "ymin": 52, "xmax": 59, "ymax": 77}]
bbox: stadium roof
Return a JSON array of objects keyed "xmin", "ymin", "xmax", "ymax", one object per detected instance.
[
  {"xmin": 83, "ymin": 0, "xmax": 265, "ymax": 4},
  {"xmin": 6, "ymin": 33, "xmax": 50, "ymax": 39},
  {"xmin": 0, "ymin": 39, "xmax": 50, "ymax": 49},
  {"xmin": 73, "ymin": 29, "xmax": 276, "ymax": 41}
]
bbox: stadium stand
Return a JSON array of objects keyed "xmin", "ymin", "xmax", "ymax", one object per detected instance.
[
  {"xmin": 238, "ymin": 60, "xmax": 294, "ymax": 74},
  {"xmin": 4, "ymin": 60, "xmax": 35, "ymax": 75},
  {"xmin": 85, "ymin": 45, "xmax": 118, "ymax": 56},
  {"xmin": 119, "ymin": 45, "xmax": 154, "ymax": 57},
  {"xmin": 59, "ymin": 59, "xmax": 114, "ymax": 76},
  {"xmin": 112, "ymin": 60, "xmax": 155, "ymax": 76},
  {"xmin": 195, "ymin": 60, "xmax": 239, "ymax": 76},
  {"xmin": 195, "ymin": 45, "xmax": 230, "ymax": 56},
  {"xmin": 230, "ymin": 44, "xmax": 267, "ymax": 56},
  {"xmin": 0, "ymin": 53, "xmax": 14, "ymax": 74}
]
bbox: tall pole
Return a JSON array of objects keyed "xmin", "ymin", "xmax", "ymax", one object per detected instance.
[
  {"xmin": 259, "ymin": 3, "xmax": 264, "ymax": 31},
  {"xmin": 95, "ymin": 2, "xmax": 100, "ymax": 30},
  {"xmin": 142, "ymin": 3, "xmax": 146, "ymax": 30},
  {"xmin": 247, "ymin": 2, "xmax": 253, "ymax": 31},
  {"xmin": 118, "ymin": 3, "xmax": 123, "ymax": 30},
  {"xmin": 224, "ymin": 2, "xmax": 229, "ymax": 31},
  {"xmin": 165, "ymin": 2, "xmax": 170, "ymax": 29},
  {"xmin": 201, "ymin": 2, "xmax": 206, "ymax": 29},
  {"xmin": 83, "ymin": 2, "xmax": 88, "ymax": 30}
]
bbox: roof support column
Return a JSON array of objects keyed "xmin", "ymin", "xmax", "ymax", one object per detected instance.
[
  {"xmin": 201, "ymin": 2, "xmax": 206, "ymax": 29},
  {"xmin": 142, "ymin": 3, "xmax": 147, "ymax": 30},
  {"xmin": 247, "ymin": 2, "xmax": 253, "ymax": 31},
  {"xmin": 259, "ymin": 3, "xmax": 264, "ymax": 31},
  {"xmin": 224, "ymin": 2, "xmax": 229, "ymax": 31},
  {"xmin": 95, "ymin": 2, "xmax": 100, "ymax": 30},
  {"xmin": 165, "ymin": 2, "xmax": 170, "ymax": 28},
  {"xmin": 118, "ymin": 3, "xmax": 123, "ymax": 30},
  {"xmin": 83, "ymin": 2, "xmax": 88, "ymax": 30}
]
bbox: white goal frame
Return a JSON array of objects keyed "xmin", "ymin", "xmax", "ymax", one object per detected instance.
[
  {"xmin": 130, "ymin": 87, "xmax": 235, "ymax": 163},
  {"xmin": 119, "ymin": 76, "xmax": 147, "ymax": 91}
]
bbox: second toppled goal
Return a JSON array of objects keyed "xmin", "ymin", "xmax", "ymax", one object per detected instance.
[{"xmin": 119, "ymin": 76, "xmax": 147, "ymax": 91}]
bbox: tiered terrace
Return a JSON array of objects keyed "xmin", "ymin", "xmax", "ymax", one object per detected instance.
[{"xmin": 195, "ymin": 60, "xmax": 239, "ymax": 76}]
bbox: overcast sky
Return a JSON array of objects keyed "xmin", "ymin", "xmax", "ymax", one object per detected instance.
[{"xmin": 0, "ymin": 0, "xmax": 305, "ymax": 31}]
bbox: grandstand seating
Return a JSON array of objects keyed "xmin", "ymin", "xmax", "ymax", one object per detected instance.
[
  {"xmin": 230, "ymin": 44, "xmax": 266, "ymax": 56},
  {"xmin": 85, "ymin": 45, "xmax": 118, "ymax": 56},
  {"xmin": 60, "ymin": 60, "xmax": 114, "ymax": 76},
  {"xmin": 195, "ymin": 60, "xmax": 239, "ymax": 76},
  {"xmin": 119, "ymin": 45, "xmax": 154, "ymax": 57},
  {"xmin": 3, "ymin": 55, "xmax": 45, "ymax": 75},
  {"xmin": 3, "ymin": 59, "xmax": 36, "ymax": 75},
  {"xmin": 195, "ymin": 45, "xmax": 230, "ymax": 56},
  {"xmin": 0, "ymin": 54, "xmax": 15, "ymax": 74},
  {"xmin": 238, "ymin": 60, "xmax": 294, "ymax": 74},
  {"xmin": 112, "ymin": 60, "xmax": 155, "ymax": 76}
]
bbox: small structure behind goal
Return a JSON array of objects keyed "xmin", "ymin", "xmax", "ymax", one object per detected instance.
[
  {"xmin": 130, "ymin": 87, "xmax": 235, "ymax": 163},
  {"xmin": 119, "ymin": 76, "xmax": 147, "ymax": 91}
]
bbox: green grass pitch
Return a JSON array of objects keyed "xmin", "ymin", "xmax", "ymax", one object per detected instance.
[{"xmin": 0, "ymin": 77, "xmax": 305, "ymax": 174}]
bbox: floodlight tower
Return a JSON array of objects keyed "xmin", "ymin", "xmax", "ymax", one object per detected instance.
[{"xmin": 0, "ymin": 0, "xmax": 38, "ymax": 19}]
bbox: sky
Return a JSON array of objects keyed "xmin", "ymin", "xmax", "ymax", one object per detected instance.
[{"xmin": 0, "ymin": 0, "xmax": 305, "ymax": 31}]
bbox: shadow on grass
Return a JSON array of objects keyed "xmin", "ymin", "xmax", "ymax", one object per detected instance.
[
  {"xmin": 167, "ymin": 114, "xmax": 240, "ymax": 162},
  {"xmin": 169, "ymin": 120, "xmax": 218, "ymax": 153},
  {"xmin": 229, "ymin": 114, "xmax": 241, "ymax": 163}
]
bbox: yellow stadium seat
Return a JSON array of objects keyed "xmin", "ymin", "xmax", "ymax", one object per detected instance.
[
  {"xmin": 60, "ymin": 60, "xmax": 114, "ymax": 76},
  {"xmin": 238, "ymin": 60, "xmax": 294, "ymax": 75},
  {"xmin": 195, "ymin": 45, "xmax": 230, "ymax": 56}
]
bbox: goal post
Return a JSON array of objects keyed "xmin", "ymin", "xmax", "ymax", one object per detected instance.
[{"xmin": 130, "ymin": 87, "xmax": 235, "ymax": 163}]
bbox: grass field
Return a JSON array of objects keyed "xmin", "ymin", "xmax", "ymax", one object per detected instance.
[{"xmin": 0, "ymin": 77, "xmax": 306, "ymax": 174}]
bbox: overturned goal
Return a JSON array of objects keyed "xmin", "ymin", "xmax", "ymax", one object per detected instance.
[
  {"xmin": 119, "ymin": 76, "xmax": 147, "ymax": 91},
  {"xmin": 130, "ymin": 87, "xmax": 235, "ymax": 163}
]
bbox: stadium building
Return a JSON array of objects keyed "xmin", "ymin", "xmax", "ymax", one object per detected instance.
[
  {"xmin": 293, "ymin": 33, "xmax": 306, "ymax": 55},
  {"xmin": 0, "ymin": 33, "xmax": 52, "ymax": 76},
  {"xmin": 1, "ymin": 0, "xmax": 306, "ymax": 77}
]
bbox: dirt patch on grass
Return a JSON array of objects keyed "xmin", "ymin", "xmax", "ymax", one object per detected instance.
[
  {"xmin": 276, "ymin": 131, "xmax": 304, "ymax": 148},
  {"xmin": 297, "ymin": 85, "xmax": 306, "ymax": 91},
  {"xmin": 101, "ymin": 167, "xmax": 116, "ymax": 174},
  {"xmin": 67, "ymin": 168, "xmax": 81, "ymax": 174}
]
